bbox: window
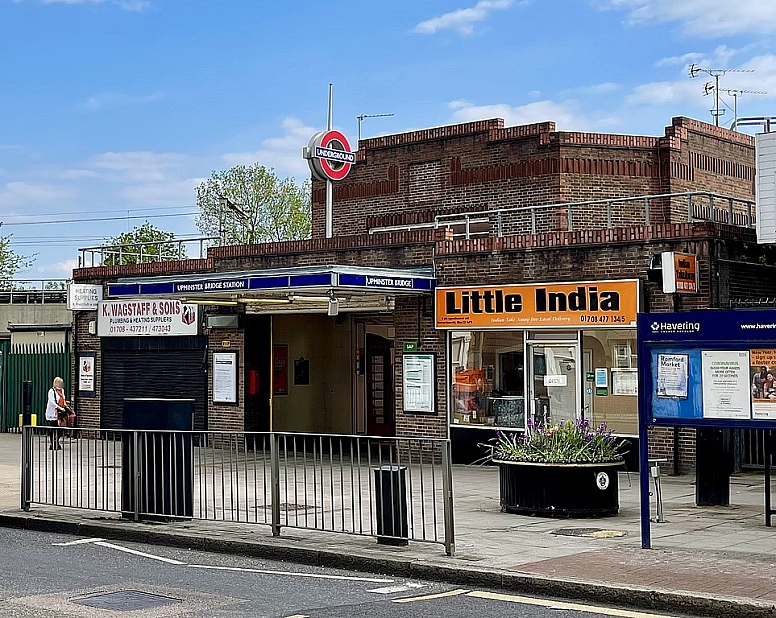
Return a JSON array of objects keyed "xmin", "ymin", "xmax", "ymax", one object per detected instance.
[{"xmin": 450, "ymin": 331, "xmax": 525, "ymax": 429}]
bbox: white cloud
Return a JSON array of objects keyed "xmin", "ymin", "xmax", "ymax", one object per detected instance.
[
  {"xmin": 83, "ymin": 91, "xmax": 164, "ymax": 111},
  {"xmin": 448, "ymin": 99, "xmax": 619, "ymax": 131},
  {"xmin": 655, "ymin": 45, "xmax": 738, "ymax": 69},
  {"xmin": 413, "ymin": 0, "xmax": 514, "ymax": 36},
  {"xmin": 0, "ymin": 181, "xmax": 73, "ymax": 209},
  {"xmin": 57, "ymin": 169, "xmax": 99, "ymax": 180},
  {"xmin": 628, "ymin": 53, "xmax": 776, "ymax": 107},
  {"xmin": 223, "ymin": 117, "xmax": 317, "ymax": 181},
  {"xmin": 87, "ymin": 151, "xmax": 188, "ymax": 183},
  {"xmin": 601, "ymin": 0, "xmax": 776, "ymax": 35},
  {"xmin": 120, "ymin": 177, "xmax": 205, "ymax": 206},
  {"xmin": 39, "ymin": 259, "xmax": 78, "ymax": 278}
]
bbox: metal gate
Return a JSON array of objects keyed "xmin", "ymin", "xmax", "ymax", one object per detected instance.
[{"xmin": 1, "ymin": 342, "xmax": 71, "ymax": 432}]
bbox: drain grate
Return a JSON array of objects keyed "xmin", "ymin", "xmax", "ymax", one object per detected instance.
[
  {"xmin": 72, "ymin": 590, "xmax": 181, "ymax": 611},
  {"xmin": 256, "ymin": 502, "xmax": 318, "ymax": 512},
  {"xmin": 552, "ymin": 527, "xmax": 627, "ymax": 538}
]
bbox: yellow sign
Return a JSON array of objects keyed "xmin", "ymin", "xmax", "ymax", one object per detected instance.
[
  {"xmin": 435, "ymin": 280, "xmax": 639, "ymax": 330},
  {"xmin": 662, "ymin": 252, "xmax": 698, "ymax": 294},
  {"xmin": 222, "ymin": 341, "xmax": 231, "ymax": 348}
]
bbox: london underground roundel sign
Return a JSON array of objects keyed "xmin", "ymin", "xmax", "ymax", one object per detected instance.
[{"xmin": 305, "ymin": 130, "xmax": 355, "ymax": 181}]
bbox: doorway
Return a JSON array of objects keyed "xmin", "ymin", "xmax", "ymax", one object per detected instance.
[
  {"xmin": 366, "ymin": 333, "xmax": 394, "ymax": 436},
  {"xmin": 527, "ymin": 340, "xmax": 579, "ymax": 426}
]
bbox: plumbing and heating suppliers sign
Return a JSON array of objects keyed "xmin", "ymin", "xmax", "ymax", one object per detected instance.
[
  {"xmin": 68, "ymin": 283, "xmax": 103, "ymax": 310},
  {"xmin": 98, "ymin": 299, "xmax": 198, "ymax": 337}
]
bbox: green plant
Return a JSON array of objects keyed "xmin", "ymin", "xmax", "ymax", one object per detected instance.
[{"xmin": 490, "ymin": 417, "xmax": 627, "ymax": 464}]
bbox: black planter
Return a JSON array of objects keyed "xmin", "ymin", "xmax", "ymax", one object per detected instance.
[{"xmin": 496, "ymin": 460, "xmax": 622, "ymax": 517}]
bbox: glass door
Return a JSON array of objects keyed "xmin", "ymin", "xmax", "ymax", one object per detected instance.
[{"xmin": 527, "ymin": 341, "xmax": 579, "ymax": 426}]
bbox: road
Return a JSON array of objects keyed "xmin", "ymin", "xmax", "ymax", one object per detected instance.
[{"xmin": 0, "ymin": 527, "xmax": 689, "ymax": 618}]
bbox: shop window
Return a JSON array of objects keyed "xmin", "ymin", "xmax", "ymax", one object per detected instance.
[
  {"xmin": 450, "ymin": 331, "xmax": 525, "ymax": 429},
  {"xmin": 582, "ymin": 330, "xmax": 638, "ymax": 436}
]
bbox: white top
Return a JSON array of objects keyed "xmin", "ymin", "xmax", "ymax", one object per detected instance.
[{"xmin": 45, "ymin": 387, "xmax": 65, "ymax": 421}]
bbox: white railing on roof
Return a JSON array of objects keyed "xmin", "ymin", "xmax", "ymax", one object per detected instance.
[
  {"xmin": 368, "ymin": 191, "xmax": 756, "ymax": 240},
  {"xmin": 78, "ymin": 236, "xmax": 219, "ymax": 268},
  {"xmin": 0, "ymin": 280, "xmax": 69, "ymax": 305}
]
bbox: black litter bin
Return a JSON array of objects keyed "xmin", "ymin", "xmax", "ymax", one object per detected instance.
[
  {"xmin": 121, "ymin": 398, "xmax": 194, "ymax": 520},
  {"xmin": 374, "ymin": 465, "xmax": 408, "ymax": 546}
]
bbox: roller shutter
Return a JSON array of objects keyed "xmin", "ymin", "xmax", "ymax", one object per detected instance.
[{"xmin": 101, "ymin": 336, "xmax": 207, "ymax": 430}]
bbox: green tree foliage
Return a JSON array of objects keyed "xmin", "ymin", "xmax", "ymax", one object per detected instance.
[
  {"xmin": 0, "ymin": 225, "xmax": 34, "ymax": 288},
  {"xmin": 195, "ymin": 164, "xmax": 311, "ymax": 245},
  {"xmin": 103, "ymin": 222, "xmax": 184, "ymax": 266}
]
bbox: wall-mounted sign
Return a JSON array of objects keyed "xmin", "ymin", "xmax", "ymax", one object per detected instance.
[
  {"xmin": 97, "ymin": 299, "xmax": 198, "ymax": 337},
  {"xmin": 213, "ymin": 352, "xmax": 238, "ymax": 404},
  {"xmin": 403, "ymin": 341, "xmax": 418, "ymax": 353},
  {"xmin": 595, "ymin": 368, "xmax": 608, "ymax": 388},
  {"xmin": 78, "ymin": 352, "xmax": 96, "ymax": 397},
  {"xmin": 304, "ymin": 130, "xmax": 355, "ymax": 181},
  {"xmin": 68, "ymin": 284, "xmax": 102, "ymax": 310},
  {"xmin": 403, "ymin": 353, "xmax": 436, "ymax": 414},
  {"xmin": 294, "ymin": 357, "xmax": 310, "ymax": 385},
  {"xmin": 756, "ymin": 131, "xmax": 776, "ymax": 245},
  {"xmin": 436, "ymin": 280, "xmax": 639, "ymax": 329},
  {"xmin": 662, "ymin": 252, "xmax": 698, "ymax": 294},
  {"xmin": 273, "ymin": 345, "xmax": 288, "ymax": 395}
]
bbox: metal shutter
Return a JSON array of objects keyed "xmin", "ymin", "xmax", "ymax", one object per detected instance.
[{"xmin": 101, "ymin": 336, "xmax": 207, "ymax": 430}]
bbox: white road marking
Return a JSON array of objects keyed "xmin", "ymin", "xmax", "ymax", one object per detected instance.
[
  {"xmin": 467, "ymin": 591, "xmax": 679, "ymax": 618},
  {"xmin": 93, "ymin": 541, "xmax": 187, "ymax": 565},
  {"xmin": 52, "ymin": 537, "xmax": 104, "ymax": 546},
  {"xmin": 392, "ymin": 589, "xmax": 469, "ymax": 603},
  {"xmin": 284, "ymin": 615, "xmax": 309, "ymax": 618},
  {"xmin": 188, "ymin": 564, "xmax": 393, "ymax": 583},
  {"xmin": 368, "ymin": 583, "xmax": 426, "ymax": 594}
]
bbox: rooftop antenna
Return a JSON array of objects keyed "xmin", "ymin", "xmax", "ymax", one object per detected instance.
[
  {"xmin": 357, "ymin": 113, "xmax": 394, "ymax": 142},
  {"xmin": 721, "ymin": 88, "xmax": 768, "ymax": 130},
  {"xmin": 689, "ymin": 64, "xmax": 755, "ymax": 126}
]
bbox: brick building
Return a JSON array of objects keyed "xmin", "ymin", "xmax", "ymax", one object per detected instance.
[{"xmin": 72, "ymin": 116, "xmax": 776, "ymax": 472}]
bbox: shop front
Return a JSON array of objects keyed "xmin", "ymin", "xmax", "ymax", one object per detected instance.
[
  {"xmin": 88, "ymin": 265, "xmax": 435, "ymax": 436},
  {"xmin": 436, "ymin": 280, "xmax": 641, "ymax": 463}
]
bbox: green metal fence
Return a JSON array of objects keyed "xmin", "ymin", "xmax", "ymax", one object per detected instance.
[{"xmin": 1, "ymin": 343, "xmax": 71, "ymax": 432}]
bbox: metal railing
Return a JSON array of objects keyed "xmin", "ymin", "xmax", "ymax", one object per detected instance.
[
  {"xmin": 20, "ymin": 427, "xmax": 455, "ymax": 555},
  {"xmin": 0, "ymin": 280, "xmax": 69, "ymax": 304},
  {"xmin": 78, "ymin": 237, "xmax": 219, "ymax": 268},
  {"xmin": 432, "ymin": 192, "xmax": 756, "ymax": 240}
]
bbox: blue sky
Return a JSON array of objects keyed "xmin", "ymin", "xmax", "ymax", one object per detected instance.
[{"xmin": 2, "ymin": 0, "xmax": 776, "ymax": 280}]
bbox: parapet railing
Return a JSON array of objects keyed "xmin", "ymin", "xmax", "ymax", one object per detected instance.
[
  {"xmin": 0, "ymin": 280, "xmax": 69, "ymax": 304},
  {"xmin": 78, "ymin": 236, "xmax": 220, "ymax": 268},
  {"xmin": 20, "ymin": 426, "xmax": 455, "ymax": 556},
  {"xmin": 422, "ymin": 192, "xmax": 756, "ymax": 240}
]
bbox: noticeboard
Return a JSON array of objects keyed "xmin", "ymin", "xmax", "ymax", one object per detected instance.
[
  {"xmin": 638, "ymin": 309, "xmax": 776, "ymax": 428},
  {"xmin": 402, "ymin": 353, "xmax": 436, "ymax": 414}
]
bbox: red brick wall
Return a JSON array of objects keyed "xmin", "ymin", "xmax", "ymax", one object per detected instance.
[
  {"xmin": 207, "ymin": 328, "xmax": 245, "ymax": 433},
  {"xmin": 74, "ymin": 311, "xmax": 101, "ymax": 428}
]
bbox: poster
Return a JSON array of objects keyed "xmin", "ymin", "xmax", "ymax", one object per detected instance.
[
  {"xmin": 213, "ymin": 352, "xmax": 237, "ymax": 404},
  {"xmin": 273, "ymin": 345, "xmax": 288, "ymax": 395},
  {"xmin": 657, "ymin": 354, "xmax": 689, "ymax": 398},
  {"xmin": 750, "ymin": 349, "xmax": 776, "ymax": 419},
  {"xmin": 403, "ymin": 353, "xmax": 436, "ymax": 414},
  {"xmin": 701, "ymin": 351, "xmax": 751, "ymax": 419},
  {"xmin": 612, "ymin": 370, "xmax": 638, "ymax": 396},
  {"xmin": 78, "ymin": 353, "xmax": 96, "ymax": 396}
]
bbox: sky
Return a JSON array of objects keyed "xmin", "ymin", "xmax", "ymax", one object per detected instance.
[{"xmin": 2, "ymin": 0, "xmax": 776, "ymax": 281}]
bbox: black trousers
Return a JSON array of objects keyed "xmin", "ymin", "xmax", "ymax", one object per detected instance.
[{"xmin": 49, "ymin": 419, "xmax": 59, "ymax": 448}]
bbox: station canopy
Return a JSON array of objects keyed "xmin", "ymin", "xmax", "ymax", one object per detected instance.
[{"xmin": 106, "ymin": 265, "xmax": 435, "ymax": 314}]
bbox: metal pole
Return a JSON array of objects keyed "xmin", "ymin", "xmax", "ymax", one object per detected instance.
[
  {"xmin": 270, "ymin": 433, "xmax": 281, "ymax": 536},
  {"xmin": 442, "ymin": 440, "xmax": 456, "ymax": 556},
  {"xmin": 326, "ymin": 83, "xmax": 334, "ymax": 239},
  {"xmin": 133, "ymin": 431, "xmax": 140, "ymax": 522},
  {"xmin": 715, "ymin": 74, "xmax": 720, "ymax": 127},
  {"xmin": 21, "ymin": 425, "xmax": 31, "ymax": 511}
]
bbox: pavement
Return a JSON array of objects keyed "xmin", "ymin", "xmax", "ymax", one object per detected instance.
[{"xmin": 3, "ymin": 432, "xmax": 776, "ymax": 618}]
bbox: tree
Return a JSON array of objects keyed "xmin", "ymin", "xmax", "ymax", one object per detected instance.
[
  {"xmin": 103, "ymin": 222, "xmax": 185, "ymax": 266},
  {"xmin": 0, "ymin": 225, "xmax": 34, "ymax": 288},
  {"xmin": 195, "ymin": 164, "xmax": 311, "ymax": 245}
]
